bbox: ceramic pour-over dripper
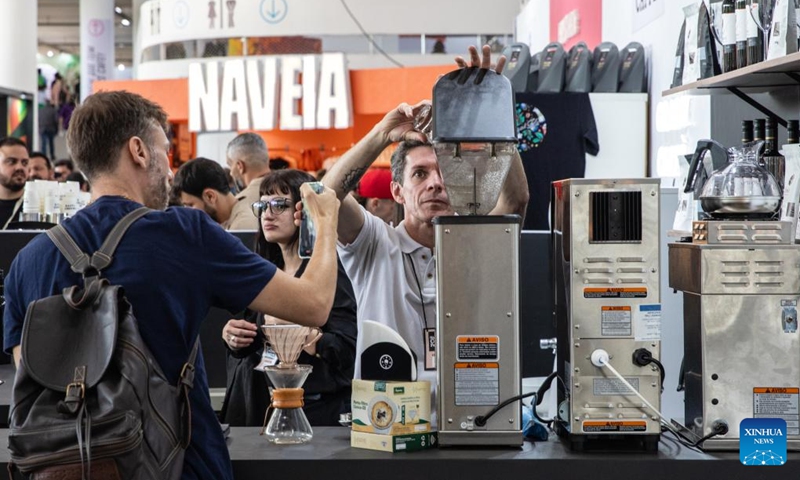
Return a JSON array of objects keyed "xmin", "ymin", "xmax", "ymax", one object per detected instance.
[
  {"xmin": 260, "ymin": 323, "xmax": 322, "ymax": 444},
  {"xmin": 261, "ymin": 323, "xmax": 322, "ymax": 366}
]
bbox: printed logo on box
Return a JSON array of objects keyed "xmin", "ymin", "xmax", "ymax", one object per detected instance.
[{"xmin": 740, "ymin": 418, "xmax": 787, "ymax": 466}]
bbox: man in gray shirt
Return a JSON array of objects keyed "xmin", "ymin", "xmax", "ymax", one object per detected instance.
[{"xmin": 225, "ymin": 133, "xmax": 271, "ymax": 230}]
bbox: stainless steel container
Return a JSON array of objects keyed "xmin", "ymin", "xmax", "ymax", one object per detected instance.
[
  {"xmin": 435, "ymin": 215, "xmax": 522, "ymax": 447},
  {"xmin": 553, "ymin": 178, "xmax": 662, "ymax": 451},
  {"xmin": 669, "ymin": 241, "xmax": 800, "ymax": 450}
]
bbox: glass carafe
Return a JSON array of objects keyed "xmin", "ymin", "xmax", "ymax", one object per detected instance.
[
  {"xmin": 260, "ymin": 324, "xmax": 322, "ymax": 444},
  {"xmin": 263, "ymin": 364, "xmax": 313, "ymax": 444},
  {"xmin": 699, "ymin": 140, "xmax": 781, "ymax": 216}
]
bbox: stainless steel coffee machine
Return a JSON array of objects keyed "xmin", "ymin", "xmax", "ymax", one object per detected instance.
[
  {"xmin": 431, "ymin": 67, "xmax": 522, "ymax": 447},
  {"xmin": 669, "ymin": 140, "xmax": 800, "ymax": 450},
  {"xmin": 552, "ymin": 178, "xmax": 663, "ymax": 451}
]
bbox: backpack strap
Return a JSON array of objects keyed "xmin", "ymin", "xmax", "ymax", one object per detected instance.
[
  {"xmin": 46, "ymin": 207, "xmax": 150, "ymax": 276},
  {"xmin": 178, "ymin": 338, "xmax": 201, "ymax": 449}
]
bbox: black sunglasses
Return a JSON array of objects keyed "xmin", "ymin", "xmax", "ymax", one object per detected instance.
[{"xmin": 251, "ymin": 198, "xmax": 292, "ymax": 218}]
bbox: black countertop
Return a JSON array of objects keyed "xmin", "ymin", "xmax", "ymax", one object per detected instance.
[{"xmin": 0, "ymin": 362, "xmax": 793, "ymax": 480}]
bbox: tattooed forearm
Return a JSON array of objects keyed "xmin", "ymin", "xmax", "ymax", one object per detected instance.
[{"xmin": 341, "ymin": 166, "xmax": 368, "ymax": 193}]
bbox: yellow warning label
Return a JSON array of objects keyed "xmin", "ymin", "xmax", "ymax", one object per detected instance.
[
  {"xmin": 754, "ymin": 387, "xmax": 800, "ymax": 394},
  {"xmin": 602, "ymin": 306, "xmax": 632, "ymax": 311},
  {"xmin": 455, "ymin": 363, "xmax": 499, "ymax": 369}
]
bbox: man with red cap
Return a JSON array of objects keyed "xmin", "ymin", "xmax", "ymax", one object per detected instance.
[{"xmin": 358, "ymin": 167, "xmax": 397, "ymax": 225}]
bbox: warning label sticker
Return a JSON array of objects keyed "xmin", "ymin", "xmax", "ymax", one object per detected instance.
[
  {"xmin": 593, "ymin": 377, "xmax": 640, "ymax": 396},
  {"xmin": 455, "ymin": 363, "xmax": 499, "ymax": 406},
  {"xmin": 754, "ymin": 387, "xmax": 800, "ymax": 436},
  {"xmin": 456, "ymin": 336, "xmax": 499, "ymax": 361},
  {"xmin": 601, "ymin": 306, "xmax": 632, "ymax": 336},
  {"xmin": 584, "ymin": 287, "xmax": 647, "ymax": 299},
  {"xmin": 583, "ymin": 421, "xmax": 647, "ymax": 433}
]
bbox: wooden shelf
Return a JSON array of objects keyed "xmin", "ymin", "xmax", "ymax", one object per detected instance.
[{"xmin": 663, "ymin": 51, "xmax": 800, "ymax": 96}]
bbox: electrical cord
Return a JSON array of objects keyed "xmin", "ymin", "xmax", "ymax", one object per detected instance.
[
  {"xmin": 338, "ymin": 0, "xmax": 405, "ymax": 68},
  {"xmin": 632, "ymin": 348, "xmax": 665, "ymax": 393},
  {"xmin": 476, "ymin": 372, "xmax": 566, "ymax": 428},
  {"xmin": 474, "ymin": 391, "xmax": 537, "ymax": 427}
]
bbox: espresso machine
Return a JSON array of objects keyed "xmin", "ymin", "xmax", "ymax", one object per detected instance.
[
  {"xmin": 552, "ymin": 178, "xmax": 663, "ymax": 451},
  {"xmin": 430, "ymin": 67, "xmax": 522, "ymax": 447},
  {"xmin": 670, "ymin": 140, "xmax": 800, "ymax": 450}
]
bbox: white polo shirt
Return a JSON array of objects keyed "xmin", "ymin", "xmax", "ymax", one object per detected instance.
[{"xmin": 338, "ymin": 207, "xmax": 438, "ymax": 426}]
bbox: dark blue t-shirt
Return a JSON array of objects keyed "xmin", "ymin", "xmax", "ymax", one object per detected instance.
[{"xmin": 3, "ymin": 196, "xmax": 277, "ymax": 480}]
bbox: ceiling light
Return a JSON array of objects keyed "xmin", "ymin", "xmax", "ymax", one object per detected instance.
[
  {"xmin": 121, "ymin": 18, "xmax": 131, "ymax": 26},
  {"xmin": 47, "ymin": 50, "xmax": 54, "ymax": 57},
  {"xmin": 115, "ymin": 6, "xmax": 122, "ymax": 14},
  {"xmin": 118, "ymin": 64, "xmax": 126, "ymax": 71}
]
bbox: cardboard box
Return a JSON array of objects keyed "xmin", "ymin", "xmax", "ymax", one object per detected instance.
[
  {"xmin": 351, "ymin": 380, "xmax": 431, "ymax": 435},
  {"xmin": 351, "ymin": 430, "xmax": 438, "ymax": 452}
]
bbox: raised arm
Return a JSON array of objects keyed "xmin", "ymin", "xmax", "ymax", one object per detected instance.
[
  {"xmin": 489, "ymin": 148, "xmax": 529, "ymax": 221},
  {"xmin": 322, "ymin": 102, "xmax": 429, "ymax": 245}
]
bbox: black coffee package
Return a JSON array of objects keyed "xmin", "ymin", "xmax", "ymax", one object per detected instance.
[
  {"xmin": 698, "ymin": 2, "xmax": 722, "ymax": 78},
  {"xmin": 672, "ymin": 20, "xmax": 686, "ymax": 88}
]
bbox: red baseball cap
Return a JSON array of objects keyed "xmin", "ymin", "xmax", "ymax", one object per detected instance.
[{"xmin": 358, "ymin": 168, "xmax": 393, "ymax": 199}]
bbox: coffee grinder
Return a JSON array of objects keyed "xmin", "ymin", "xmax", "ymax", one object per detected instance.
[{"xmin": 430, "ymin": 67, "xmax": 522, "ymax": 447}]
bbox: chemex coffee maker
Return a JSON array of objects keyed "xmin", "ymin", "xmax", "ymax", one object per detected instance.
[
  {"xmin": 429, "ymin": 66, "xmax": 522, "ymax": 447},
  {"xmin": 669, "ymin": 139, "xmax": 800, "ymax": 450},
  {"xmin": 260, "ymin": 324, "xmax": 322, "ymax": 444}
]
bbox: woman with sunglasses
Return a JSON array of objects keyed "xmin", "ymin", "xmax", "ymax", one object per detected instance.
[{"xmin": 219, "ymin": 169, "xmax": 357, "ymax": 427}]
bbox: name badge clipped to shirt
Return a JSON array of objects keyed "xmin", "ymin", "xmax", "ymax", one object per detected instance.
[
  {"xmin": 254, "ymin": 346, "xmax": 279, "ymax": 372},
  {"xmin": 424, "ymin": 328, "xmax": 436, "ymax": 371}
]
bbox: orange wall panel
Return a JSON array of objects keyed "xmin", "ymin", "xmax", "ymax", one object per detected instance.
[{"xmin": 93, "ymin": 78, "xmax": 189, "ymax": 121}]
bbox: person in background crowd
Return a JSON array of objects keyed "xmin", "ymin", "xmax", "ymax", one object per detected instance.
[
  {"xmin": 226, "ymin": 133, "xmax": 271, "ymax": 229},
  {"xmin": 50, "ymin": 73, "xmax": 63, "ymax": 107},
  {"xmin": 220, "ymin": 169, "xmax": 357, "ymax": 427},
  {"xmin": 357, "ymin": 168, "xmax": 397, "ymax": 226},
  {"xmin": 0, "ymin": 137, "xmax": 28, "ymax": 230},
  {"xmin": 39, "ymin": 101, "xmax": 58, "ymax": 161},
  {"xmin": 53, "ymin": 158, "xmax": 74, "ymax": 181},
  {"xmin": 322, "ymin": 46, "xmax": 529, "ymax": 426},
  {"xmin": 3, "ymin": 91, "xmax": 342, "ymax": 480},
  {"xmin": 64, "ymin": 171, "xmax": 90, "ymax": 192},
  {"xmin": 172, "ymin": 157, "xmax": 250, "ymax": 230},
  {"xmin": 59, "ymin": 97, "xmax": 76, "ymax": 131},
  {"xmin": 27, "ymin": 151, "xmax": 53, "ymax": 181},
  {"xmin": 269, "ymin": 157, "xmax": 290, "ymax": 170}
]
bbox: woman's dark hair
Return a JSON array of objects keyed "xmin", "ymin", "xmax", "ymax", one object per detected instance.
[{"xmin": 254, "ymin": 169, "xmax": 316, "ymax": 270}]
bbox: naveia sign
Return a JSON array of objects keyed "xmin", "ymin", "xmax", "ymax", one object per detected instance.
[{"xmin": 189, "ymin": 53, "xmax": 352, "ymax": 132}]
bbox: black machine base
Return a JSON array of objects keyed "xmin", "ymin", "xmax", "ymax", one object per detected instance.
[{"xmin": 555, "ymin": 422, "xmax": 660, "ymax": 453}]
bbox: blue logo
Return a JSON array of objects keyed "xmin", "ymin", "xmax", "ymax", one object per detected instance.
[
  {"xmin": 173, "ymin": 0, "xmax": 190, "ymax": 29},
  {"xmin": 740, "ymin": 418, "xmax": 787, "ymax": 466},
  {"xmin": 260, "ymin": 0, "xmax": 288, "ymax": 24}
]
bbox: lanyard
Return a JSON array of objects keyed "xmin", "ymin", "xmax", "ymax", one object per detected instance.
[{"xmin": 403, "ymin": 253, "xmax": 430, "ymax": 332}]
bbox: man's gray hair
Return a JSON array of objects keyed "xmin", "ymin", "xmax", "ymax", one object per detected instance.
[{"xmin": 226, "ymin": 132, "xmax": 269, "ymax": 167}]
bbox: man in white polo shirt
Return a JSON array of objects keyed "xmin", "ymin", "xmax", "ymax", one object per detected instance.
[{"xmin": 323, "ymin": 45, "xmax": 529, "ymax": 426}]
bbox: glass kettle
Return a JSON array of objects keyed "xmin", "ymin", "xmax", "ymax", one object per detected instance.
[{"xmin": 699, "ymin": 141, "xmax": 782, "ymax": 217}]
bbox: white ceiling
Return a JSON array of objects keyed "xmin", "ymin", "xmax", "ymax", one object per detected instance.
[{"xmin": 38, "ymin": 0, "xmax": 134, "ymax": 64}]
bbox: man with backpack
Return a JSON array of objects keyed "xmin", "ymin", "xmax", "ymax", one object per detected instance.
[{"xmin": 2, "ymin": 91, "xmax": 341, "ymax": 479}]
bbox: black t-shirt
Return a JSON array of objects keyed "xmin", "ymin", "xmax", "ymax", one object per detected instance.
[
  {"xmin": 0, "ymin": 198, "xmax": 22, "ymax": 229},
  {"xmin": 515, "ymin": 92, "xmax": 599, "ymax": 230}
]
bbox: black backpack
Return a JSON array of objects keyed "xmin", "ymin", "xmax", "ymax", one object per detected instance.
[{"xmin": 8, "ymin": 207, "xmax": 200, "ymax": 480}]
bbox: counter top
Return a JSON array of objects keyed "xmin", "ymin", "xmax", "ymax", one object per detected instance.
[
  {"xmin": 202, "ymin": 428, "xmax": 792, "ymax": 479},
  {"xmin": 0, "ymin": 425, "xmax": 793, "ymax": 479},
  {"xmin": 0, "ymin": 363, "xmax": 794, "ymax": 479}
]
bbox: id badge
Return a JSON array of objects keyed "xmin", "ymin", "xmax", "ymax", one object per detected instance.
[
  {"xmin": 424, "ymin": 328, "xmax": 436, "ymax": 371},
  {"xmin": 254, "ymin": 346, "xmax": 279, "ymax": 372}
]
